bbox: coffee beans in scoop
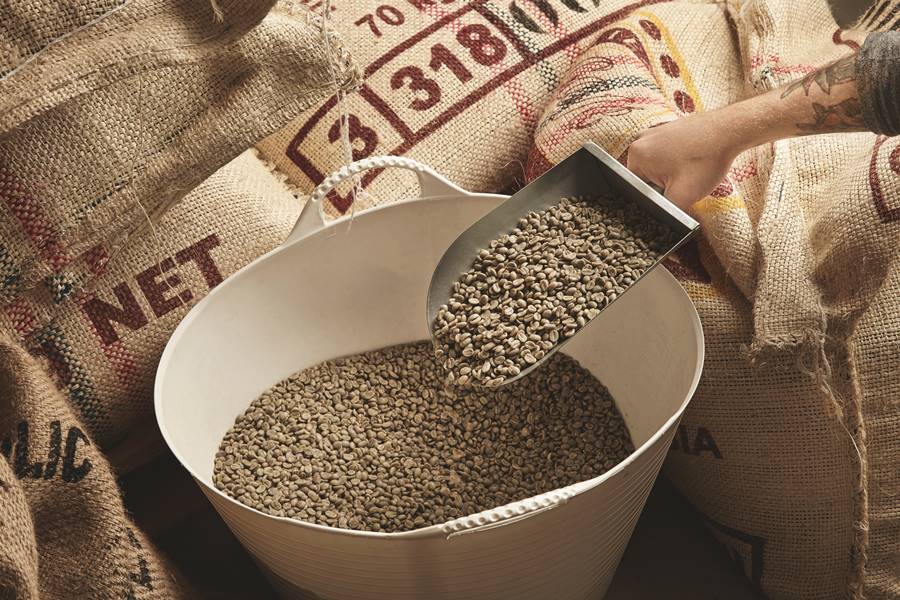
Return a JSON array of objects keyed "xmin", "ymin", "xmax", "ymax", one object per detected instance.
[{"xmin": 432, "ymin": 195, "xmax": 676, "ymax": 387}]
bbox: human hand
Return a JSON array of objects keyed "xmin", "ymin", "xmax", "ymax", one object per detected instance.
[{"xmin": 626, "ymin": 111, "xmax": 740, "ymax": 212}]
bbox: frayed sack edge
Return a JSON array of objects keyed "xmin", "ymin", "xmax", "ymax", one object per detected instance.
[{"xmin": 746, "ymin": 322, "xmax": 869, "ymax": 599}]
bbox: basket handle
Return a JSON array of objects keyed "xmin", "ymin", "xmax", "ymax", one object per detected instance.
[
  {"xmin": 285, "ymin": 156, "xmax": 468, "ymax": 244},
  {"xmin": 440, "ymin": 487, "xmax": 577, "ymax": 539}
]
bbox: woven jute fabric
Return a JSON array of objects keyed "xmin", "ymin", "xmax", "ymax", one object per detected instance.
[
  {"xmin": 0, "ymin": 335, "xmax": 190, "ymax": 599},
  {"xmin": 526, "ymin": 0, "xmax": 900, "ymax": 597},
  {"xmin": 0, "ymin": 149, "xmax": 303, "ymax": 454},
  {"xmin": 0, "ymin": 0, "xmax": 357, "ymax": 450},
  {"xmin": 255, "ymin": 0, "xmax": 677, "ymax": 218}
]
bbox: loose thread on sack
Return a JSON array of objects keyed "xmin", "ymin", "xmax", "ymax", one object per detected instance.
[
  {"xmin": 210, "ymin": 0, "xmax": 225, "ymax": 22},
  {"xmin": 0, "ymin": 1, "xmax": 134, "ymax": 83},
  {"xmin": 320, "ymin": 0, "xmax": 357, "ymax": 205},
  {"xmin": 127, "ymin": 69, "xmax": 186, "ymax": 303},
  {"xmin": 835, "ymin": 339, "xmax": 870, "ymax": 600},
  {"xmin": 3, "ymin": 60, "xmax": 181, "ymax": 301},
  {"xmin": 748, "ymin": 324, "xmax": 869, "ymax": 599},
  {"xmin": 319, "ymin": 0, "xmax": 366, "ymax": 228},
  {"xmin": 7, "ymin": 0, "xmax": 358, "ymax": 304},
  {"xmin": 748, "ymin": 167, "xmax": 870, "ymax": 596},
  {"xmin": 500, "ymin": 159, "xmax": 528, "ymax": 192}
]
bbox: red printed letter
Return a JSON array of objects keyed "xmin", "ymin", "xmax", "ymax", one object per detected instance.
[
  {"xmin": 83, "ymin": 283, "xmax": 148, "ymax": 345},
  {"xmin": 136, "ymin": 258, "xmax": 193, "ymax": 318},
  {"xmin": 175, "ymin": 234, "xmax": 223, "ymax": 290}
]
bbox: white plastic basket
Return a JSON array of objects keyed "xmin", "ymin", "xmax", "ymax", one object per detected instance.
[{"xmin": 155, "ymin": 157, "xmax": 704, "ymax": 600}]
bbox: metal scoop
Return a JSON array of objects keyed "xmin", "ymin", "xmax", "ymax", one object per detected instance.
[{"xmin": 426, "ymin": 141, "xmax": 699, "ymax": 385}]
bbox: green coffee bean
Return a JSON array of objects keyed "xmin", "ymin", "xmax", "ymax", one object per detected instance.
[
  {"xmin": 213, "ymin": 342, "xmax": 632, "ymax": 533},
  {"xmin": 433, "ymin": 196, "xmax": 675, "ymax": 387}
]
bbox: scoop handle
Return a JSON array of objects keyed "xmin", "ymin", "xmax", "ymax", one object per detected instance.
[{"xmin": 285, "ymin": 156, "xmax": 468, "ymax": 244}]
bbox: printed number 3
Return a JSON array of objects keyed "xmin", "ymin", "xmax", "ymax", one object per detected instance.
[
  {"xmin": 329, "ymin": 114, "xmax": 379, "ymax": 160},
  {"xmin": 390, "ymin": 66, "xmax": 441, "ymax": 110}
]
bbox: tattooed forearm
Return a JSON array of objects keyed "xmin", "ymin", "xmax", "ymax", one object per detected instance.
[
  {"xmin": 780, "ymin": 54, "xmax": 857, "ymax": 98},
  {"xmin": 796, "ymin": 98, "xmax": 865, "ymax": 131},
  {"xmin": 772, "ymin": 52, "xmax": 867, "ymax": 134},
  {"xmin": 658, "ymin": 47, "xmax": 871, "ymax": 160}
]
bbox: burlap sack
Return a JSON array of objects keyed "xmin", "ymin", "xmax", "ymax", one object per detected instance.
[
  {"xmin": 0, "ymin": 335, "xmax": 190, "ymax": 599},
  {"xmin": 526, "ymin": 1, "xmax": 900, "ymax": 597},
  {"xmin": 1, "ymin": 150, "xmax": 303, "ymax": 454},
  {"xmin": 1, "ymin": 0, "xmax": 355, "ymax": 291},
  {"xmin": 1, "ymin": 0, "xmax": 357, "ymax": 450},
  {"xmin": 256, "ymin": 0, "xmax": 673, "ymax": 217}
]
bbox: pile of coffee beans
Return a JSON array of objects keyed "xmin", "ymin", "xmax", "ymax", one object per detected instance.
[
  {"xmin": 213, "ymin": 342, "xmax": 633, "ymax": 533},
  {"xmin": 432, "ymin": 195, "xmax": 676, "ymax": 387}
]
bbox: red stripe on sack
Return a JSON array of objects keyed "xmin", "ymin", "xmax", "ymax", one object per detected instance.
[
  {"xmin": 4, "ymin": 297, "xmax": 39, "ymax": 339},
  {"xmin": 524, "ymin": 148, "xmax": 555, "ymax": 182},
  {"xmin": 832, "ymin": 29, "xmax": 861, "ymax": 51},
  {"xmin": 2, "ymin": 300, "xmax": 100, "ymax": 411},
  {"xmin": 0, "ymin": 164, "xmax": 69, "ymax": 271},
  {"xmin": 769, "ymin": 65, "xmax": 816, "ymax": 76},
  {"xmin": 870, "ymin": 136, "xmax": 900, "ymax": 223},
  {"xmin": 749, "ymin": 54, "xmax": 779, "ymax": 68},
  {"xmin": 83, "ymin": 245, "xmax": 111, "ymax": 278},
  {"xmin": 730, "ymin": 159, "xmax": 758, "ymax": 182}
]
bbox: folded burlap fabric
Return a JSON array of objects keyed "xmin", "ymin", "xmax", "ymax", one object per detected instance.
[
  {"xmin": 526, "ymin": 0, "xmax": 900, "ymax": 597},
  {"xmin": 0, "ymin": 336, "xmax": 191, "ymax": 599},
  {"xmin": 0, "ymin": 0, "xmax": 358, "ymax": 450}
]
